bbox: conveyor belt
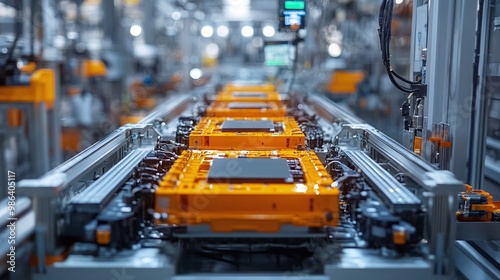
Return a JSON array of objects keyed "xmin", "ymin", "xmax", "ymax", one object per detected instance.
[
  {"xmin": 343, "ymin": 149, "xmax": 421, "ymax": 212},
  {"xmin": 69, "ymin": 149, "xmax": 151, "ymax": 212}
]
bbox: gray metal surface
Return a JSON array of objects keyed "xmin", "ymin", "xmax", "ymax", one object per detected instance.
[
  {"xmin": 470, "ymin": 0, "xmax": 493, "ymax": 190},
  {"xmin": 456, "ymin": 222, "xmax": 500, "ymax": 241},
  {"xmin": 18, "ymin": 127, "xmax": 129, "ymax": 197},
  {"xmin": 324, "ymin": 248, "xmax": 437, "ymax": 280},
  {"xmin": 446, "ymin": 0, "xmax": 477, "ymax": 180},
  {"xmin": 454, "ymin": 240, "xmax": 500, "ymax": 280},
  {"xmin": 232, "ymin": 91, "xmax": 268, "ymax": 98},
  {"xmin": 69, "ymin": 149, "xmax": 151, "ymax": 211},
  {"xmin": 343, "ymin": 149, "xmax": 421, "ymax": 212},
  {"xmin": 307, "ymin": 95, "xmax": 364, "ymax": 124},
  {"xmin": 174, "ymin": 225, "xmax": 325, "ymax": 239},
  {"xmin": 228, "ymin": 102, "xmax": 272, "ymax": 109},
  {"xmin": 139, "ymin": 94, "xmax": 192, "ymax": 124},
  {"xmin": 174, "ymin": 276, "xmax": 328, "ymax": 280},
  {"xmin": 0, "ymin": 197, "xmax": 35, "ymax": 274},
  {"xmin": 221, "ymin": 120, "xmax": 274, "ymax": 132},
  {"xmin": 207, "ymin": 158, "xmax": 293, "ymax": 183},
  {"xmin": 32, "ymin": 248, "xmax": 175, "ymax": 280}
]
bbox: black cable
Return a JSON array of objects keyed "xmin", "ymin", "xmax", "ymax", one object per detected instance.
[
  {"xmin": 30, "ymin": 0, "xmax": 35, "ymax": 59},
  {"xmin": 378, "ymin": 0, "xmax": 420, "ymax": 94},
  {"xmin": 391, "ymin": 67, "xmax": 419, "ymax": 85},
  {"xmin": 4, "ymin": 0, "xmax": 22, "ymax": 67}
]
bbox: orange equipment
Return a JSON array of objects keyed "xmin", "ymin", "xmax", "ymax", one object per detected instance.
[
  {"xmin": 324, "ymin": 70, "xmax": 365, "ymax": 95},
  {"xmin": 155, "ymin": 149, "xmax": 339, "ymax": 232},
  {"xmin": 189, "ymin": 117, "xmax": 305, "ymax": 150},
  {"xmin": 0, "ymin": 69, "xmax": 55, "ymax": 109},
  {"xmin": 80, "ymin": 59, "xmax": 107, "ymax": 77},
  {"xmin": 215, "ymin": 90, "xmax": 282, "ymax": 102},
  {"xmin": 216, "ymin": 83, "xmax": 281, "ymax": 102},
  {"xmin": 206, "ymin": 101, "xmax": 287, "ymax": 118},
  {"xmin": 456, "ymin": 184, "xmax": 500, "ymax": 222}
]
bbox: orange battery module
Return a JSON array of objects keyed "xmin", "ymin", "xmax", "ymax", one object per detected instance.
[
  {"xmin": 155, "ymin": 150, "xmax": 339, "ymax": 232},
  {"xmin": 222, "ymin": 83, "xmax": 276, "ymax": 93},
  {"xmin": 215, "ymin": 90, "xmax": 281, "ymax": 102},
  {"xmin": 206, "ymin": 101, "xmax": 287, "ymax": 117},
  {"xmin": 189, "ymin": 117, "xmax": 305, "ymax": 150}
]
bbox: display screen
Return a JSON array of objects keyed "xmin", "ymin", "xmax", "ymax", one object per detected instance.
[
  {"xmin": 279, "ymin": 0, "xmax": 306, "ymax": 31},
  {"xmin": 264, "ymin": 42, "xmax": 291, "ymax": 67},
  {"xmin": 284, "ymin": 1, "xmax": 305, "ymax": 10}
]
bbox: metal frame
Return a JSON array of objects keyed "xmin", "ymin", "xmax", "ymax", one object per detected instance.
[
  {"xmin": 307, "ymin": 94, "xmax": 463, "ymax": 276},
  {"xmin": 15, "ymin": 92, "xmax": 467, "ymax": 279}
]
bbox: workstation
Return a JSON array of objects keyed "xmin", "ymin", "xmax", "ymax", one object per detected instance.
[{"xmin": 0, "ymin": 0, "xmax": 499, "ymax": 279}]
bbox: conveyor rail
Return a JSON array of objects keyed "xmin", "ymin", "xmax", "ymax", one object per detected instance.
[
  {"xmin": 69, "ymin": 149, "xmax": 151, "ymax": 212},
  {"xmin": 343, "ymin": 149, "xmax": 421, "ymax": 212}
]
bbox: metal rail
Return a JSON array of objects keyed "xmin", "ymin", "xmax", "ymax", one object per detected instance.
[
  {"xmin": 343, "ymin": 149, "xmax": 422, "ymax": 212},
  {"xmin": 69, "ymin": 149, "xmax": 151, "ymax": 211}
]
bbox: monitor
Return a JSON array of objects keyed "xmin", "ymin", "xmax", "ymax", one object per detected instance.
[
  {"xmin": 264, "ymin": 41, "xmax": 292, "ymax": 67},
  {"xmin": 278, "ymin": 0, "xmax": 306, "ymax": 31}
]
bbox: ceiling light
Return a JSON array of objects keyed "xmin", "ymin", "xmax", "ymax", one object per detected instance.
[
  {"xmin": 217, "ymin": 25, "xmax": 229, "ymax": 37},
  {"xmin": 241, "ymin": 25, "xmax": 254, "ymax": 37},
  {"xmin": 201, "ymin": 25, "xmax": 214, "ymax": 38},
  {"xmin": 328, "ymin": 43, "xmax": 342, "ymax": 57},
  {"xmin": 190, "ymin": 68, "xmax": 203, "ymax": 80},
  {"xmin": 262, "ymin": 26, "xmax": 275, "ymax": 37},
  {"xmin": 205, "ymin": 43, "xmax": 220, "ymax": 57},
  {"xmin": 171, "ymin": 11, "xmax": 181, "ymax": 20},
  {"xmin": 130, "ymin": 25, "xmax": 142, "ymax": 37}
]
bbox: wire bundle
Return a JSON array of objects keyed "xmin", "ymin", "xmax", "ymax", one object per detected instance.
[{"xmin": 378, "ymin": 0, "xmax": 420, "ymax": 94}]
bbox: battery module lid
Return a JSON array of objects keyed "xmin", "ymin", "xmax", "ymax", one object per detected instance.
[{"xmin": 207, "ymin": 158, "xmax": 294, "ymax": 183}]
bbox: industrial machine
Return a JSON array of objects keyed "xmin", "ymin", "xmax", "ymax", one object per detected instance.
[
  {"xmin": 11, "ymin": 79, "xmax": 481, "ymax": 280},
  {"xmin": 2, "ymin": 0, "xmax": 500, "ymax": 279}
]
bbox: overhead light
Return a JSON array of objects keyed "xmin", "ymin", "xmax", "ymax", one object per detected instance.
[
  {"xmin": 201, "ymin": 25, "xmax": 214, "ymax": 38},
  {"xmin": 217, "ymin": 25, "xmax": 229, "ymax": 37},
  {"xmin": 205, "ymin": 43, "xmax": 220, "ymax": 57},
  {"xmin": 190, "ymin": 68, "xmax": 203, "ymax": 80},
  {"xmin": 130, "ymin": 24, "xmax": 142, "ymax": 37},
  {"xmin": 262, "ymin": 26, "xmax": 275, "ymax": 38},
  {"xmin": 328, "ymin": 43, "xmax": 342, "ymax": 57},
  {"xmin": 226, "ymin": 0, "xmax": 250, "ymax": 6},
  {"xmin": 171, "ymin": 11, "xmax": 181, "ymax": 20},
  {"xmin": 241, "ymin": 25, "xmax": 254, "ymax": 37},
  {"xmin": 395, "ymin": 0, "xmax": 404, "ymax": 4}
]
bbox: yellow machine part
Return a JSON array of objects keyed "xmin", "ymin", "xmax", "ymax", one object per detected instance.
[
  {"xmin": 61, "ymin": 127, "xmax": 81, "ymax": 153},
  {"xmin": 120, "ymin": 115, "xmax": 146, "ymax": 125},
  {"xmin": 7, "ymin": 108, "xmax": 23, "ymax": 127},
  {"xmin": 81, "ymin": 59, "xmax": 107, "ymax": 77},
  {"xmin": 21, "ymin": 62, "xmax": 37, "ymax": 73},
  {"xmin": 223, "ymin": 83, "xmax": 276, "ymax": 92},
  {"xmin": 189, "ymin": 117, "xmax": 305, "ymax": 150},
  {"xmin": 155, "ymin": 150, "xmax": 339, "ymax": 232},
  {"xmin": 206, "ymin": 101, "xmax": 287, "ymax": 118},
  {"xmin": 0, "ymin": 69, "xmax": 55, "ymax": 109},
  {"xmin": 324, "ymin": 70, "xmax": 365, "ymax": 94},
  {"xmin": 413, "ymin": 136, "xmax": 422, "ymax": 155}
]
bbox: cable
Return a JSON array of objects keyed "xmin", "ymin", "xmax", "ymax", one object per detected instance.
[
  {"xmin": 4, "ymin": 1, "xmax": 22, "ymax": 68},
  {"xmin": 378, "ymin": 0, "xmax": 421, "ymax": 94}
]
